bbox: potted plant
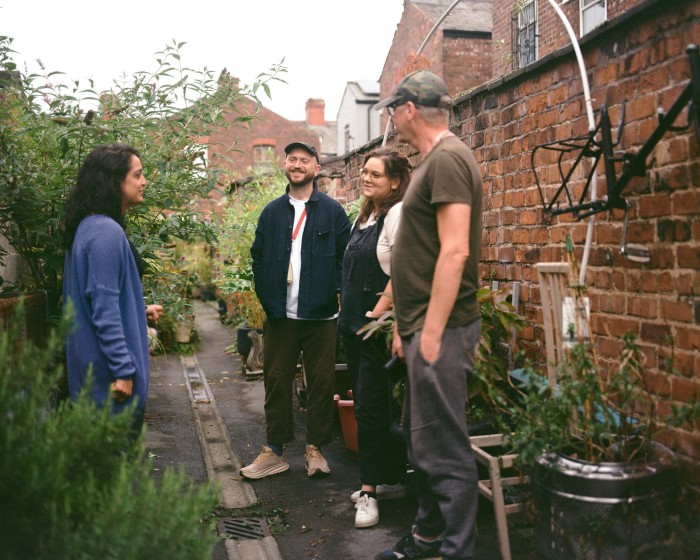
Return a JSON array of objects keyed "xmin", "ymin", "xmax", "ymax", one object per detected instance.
[
  {"xmin": 485, "ymin": 242, "xmax": 698, "ymax": 560},
  {"xmin": 214, "ymin": 172, "xmax": 281, "ymax": 361},
  {"xmin": 144, "ymin": 250, "xmax": 198, "ymax": 351},
  {"xmin": 352, "ymin": 281, "xmax": 525, "ymax": 449}
]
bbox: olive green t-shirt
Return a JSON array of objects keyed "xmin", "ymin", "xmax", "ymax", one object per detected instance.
[{"xmin": 391, "ymin": 135, "xmax": 483, "ymax": 337}]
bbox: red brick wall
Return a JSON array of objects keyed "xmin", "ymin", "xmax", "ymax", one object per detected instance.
[
  {"xmin": 443, "ymin": 34, "xmax": 494, "ymax": 96},
  {"xmin": 207, "ymin": 97, "xmax": 319, "ymax": 184},
  {"xmin": 380, "ymin": 2, "xmax": 441, "ymax": 132},
  {"xmin": 491, "ymin": 0, "xmax": 650, "ymax": 78},
  {"xmin": 331, "ymin": 0, "xmax": 700, "ymax": 463},
  {"xmin": 379, "ymin": 3, "xmax": 492, "ymax": 130}
]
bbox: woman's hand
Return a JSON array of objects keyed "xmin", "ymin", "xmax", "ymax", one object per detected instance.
[
  {"xmin": 391, "ymin": 321, "xmax": 404, "ymax": 359},
  {"xmin": 146, "ymin": 304, "xmax": 164, "ymax": 323},
  {"xmin": 111, "ymin": 378, "xmax": 133, "ymax": 403}
]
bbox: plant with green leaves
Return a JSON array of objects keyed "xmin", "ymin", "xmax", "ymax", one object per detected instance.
[
  {"xmin": 0, "ymin": 305, "xmax": 220, "ymax": 560},
  {"xmin": 358, "ymin": 283, "xmax": 525, "ymax": 425},
  {"xmin": 482, "ymin": 238, "xmax": 698, "ymax": 466},
  {"xmin": 0, "ymin": 34, "xmax": 285, "ymax": 319},
  {"xmin": 215, "ymin": 169, "xmax": 285, "ymax": 327}
]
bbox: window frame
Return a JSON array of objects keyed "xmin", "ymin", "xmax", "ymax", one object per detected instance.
[
  {"xmin": 580, "ymin": 0, "xmax": 607, "ymax": 36},
  {"xmin": 514, "ymin": 0, "xmax": 538, "ymax": 69},
  {"xmin": 252, "ymin": 144, "xmax": 275, "ymax": 172}
]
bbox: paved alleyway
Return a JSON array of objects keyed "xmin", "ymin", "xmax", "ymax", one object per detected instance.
[{"xmin": 145, "ymin": 299, "xmax": 536, "ymax": 560}]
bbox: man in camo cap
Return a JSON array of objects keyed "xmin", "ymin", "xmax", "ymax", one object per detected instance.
[
  {"xmin": 374, "ymin": 70, "xmax": 484, "ymax": 560},
  {"xmin": 374, "ymin": 69, "xmax": 453, "ymax": 113}
]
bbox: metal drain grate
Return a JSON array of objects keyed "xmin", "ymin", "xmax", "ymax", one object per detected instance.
[
  {"xmin": 218, "ymin": 517, "xmax": 271, "ymax": 541},
  {"xmin": 181, "ymin": 357, "xmax": 211, "ymax": 403}
]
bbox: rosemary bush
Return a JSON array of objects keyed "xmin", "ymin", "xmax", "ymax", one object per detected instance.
[{"xmin": 0, "ymin": 306, "xmax": 219, "ymax": 560}]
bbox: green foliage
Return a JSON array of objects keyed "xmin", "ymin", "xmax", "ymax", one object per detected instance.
[
  {"xmin": 473, "ymin": 239, "xmax": 698, "ymax": 467},
  {"xmin": 358, "ymin": 283, "xmax": 525, "ymax": 423},
  {"xmin": 499, "ymin": 333, "xmax": 699, "ymax": 466},
  {"xmin": 215, "ymin": 170, "xmax": 284, "ymax": 328},
  {"xmin": 0, "ymin": 305, "xmax": 219, "ymax": 559},
  {"xmin": 473, "ymin": 285, "xmax": 524, "ymax": 400},
  {"xmin": 0, "ymin": 34, "xmax": 285, "ymax": 318},
  {"xmin": 216, "ymin": 171, "xmax": 284, "ymax": 292},
  {"xmin": 344, "ymin": 197, "xmax": 361, "ymax": 224}
]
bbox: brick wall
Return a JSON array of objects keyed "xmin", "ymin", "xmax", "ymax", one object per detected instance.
[
  {"xmin": 491, "ymin": 0, "xmax": 650, "ymax": 78},
  {"xmin": 443, "ymin": 33, "xmax": 494, "ymax": 96},
  {"xmin": 328, "ymin": 0, "xmax": 700, "ymax": 464},
  {"xmin": 380, "ymin": 2, "xmax": 442, "ymax": 132},
  {"xmin": 207, "ymin": 97, "xmax": 319, "ymax": 184},
  {"xmin": 379, "ymin": 3, "xmax": 492, "ymax": 132}
]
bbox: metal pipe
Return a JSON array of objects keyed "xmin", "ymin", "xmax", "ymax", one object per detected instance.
[{"xmin": 545, "ymin": 0, "xmax": 596, "ymax": 284}]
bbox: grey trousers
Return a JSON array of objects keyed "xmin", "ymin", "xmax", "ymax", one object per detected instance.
[
  {"xmin": 262, "ymin": 317, "xmax": 337, "ymax": 446},
  {"xmin": 401, "ymin": 320, "xmax": 481, "ymax": 560}
]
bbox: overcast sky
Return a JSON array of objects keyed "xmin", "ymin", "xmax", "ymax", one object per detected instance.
[{"xmin": 1, "ymin": 0, "xmax": 406, "ymax": 121}]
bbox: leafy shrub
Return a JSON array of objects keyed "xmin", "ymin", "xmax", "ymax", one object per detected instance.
[
  {"xmin": 0, "ymin": 306, "xmax": 219, "ymax": 560},
  {"xmin": 215, "ymin": 170, "xmax": 284, "ymax": 328},
  {"xmin": 0, "ymin": 35, "xmax": 284, "ymax": 320}
]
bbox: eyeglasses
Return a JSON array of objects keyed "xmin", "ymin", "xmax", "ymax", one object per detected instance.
[
  {"xmin": 360, "ymin": 168, "xmax": 386, "ymax": 180},
  {"xmin": 386, "ymin": 101, "xmax": 407, "ymax": 117}
]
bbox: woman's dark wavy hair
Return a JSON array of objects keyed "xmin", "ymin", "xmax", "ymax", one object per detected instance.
[
  {"xmin": 62, "ymin": 143, "xmax": 140, "ymax": 248},
  {"xmin": 356, "ymin": 147, "xmax": 412, "ymax": 225}
]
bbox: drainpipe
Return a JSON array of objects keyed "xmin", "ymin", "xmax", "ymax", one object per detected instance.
[{"xmin": 545, "ymin": 0, "xmax": 596, "ymax": 285}]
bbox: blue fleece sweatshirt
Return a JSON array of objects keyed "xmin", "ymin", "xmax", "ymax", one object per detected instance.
[{"xmin": 63, "ymin": 215, "xmax": 150, "ymax": 418}]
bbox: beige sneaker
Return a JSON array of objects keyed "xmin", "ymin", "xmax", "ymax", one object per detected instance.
[
  {"xmin": 304, "ymin": 444, "xmax": 331, "ymax": 477},
  {"xmin": 240, "ymin": 446, "xmax": 289, "ymax": 479}
]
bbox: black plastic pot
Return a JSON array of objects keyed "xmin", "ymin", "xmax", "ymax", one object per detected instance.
[{"xmin": 533, "ymin": 443, "xmax": 679, "ymax": 560}]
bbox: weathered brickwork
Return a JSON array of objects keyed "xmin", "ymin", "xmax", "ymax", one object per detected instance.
[
  {"xmin": 379, "ymin": 2, "xmax": 492, "ymax": 133},
  {"xmin": 207, "ymin": 97, "xmax": 318, "ymax": 184},
  {"xmin": 330, "ymin": 0, "xmax": 699, "ymax": 464},
  {"xmin": 491, "ymin": 0, "xmax": 651, "ymax": 78}
]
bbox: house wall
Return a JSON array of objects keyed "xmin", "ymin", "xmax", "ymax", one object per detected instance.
[
  {"xmin": 380, "ymin": 2, "xmax": 442, "ymax": 132},
  {"xmin": 336, "ymin": 85, "xmax": 380, "ymax": 154},
  {"xmin": 380, "ymin": 3, "xmax": 494, "ymax": 130},
  {"xmin": 327, "ymin": 0, "xmax": 700, "ymax": 465},
  {"xmin": 206, "ymin": 97, "xmax": 320, "ymax": 184},
  {"xmin": 491, "ymin": 0, "xmax": 650, "ymax": 78},
  {"xmin": 443, "ymin": 32, "xmax": 494, "ymax": 96}
]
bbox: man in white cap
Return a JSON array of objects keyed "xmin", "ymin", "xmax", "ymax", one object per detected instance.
[{"xmin": 373, "ymin": 71, "xmax": 483, "ymax": 560}]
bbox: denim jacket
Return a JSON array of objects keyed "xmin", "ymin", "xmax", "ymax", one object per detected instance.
[{"xmin": 251, "ymin": 183, "xmax": 351, "ymax": 320}]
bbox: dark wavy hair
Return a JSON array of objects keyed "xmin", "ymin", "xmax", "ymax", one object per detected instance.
[
  {"xmin": 62, "ymin": 143, "xmax": 140, "ymax": 248},
  {"xmin": 356, "ymin": 147, "xmax": 412, "ymax": 225}
]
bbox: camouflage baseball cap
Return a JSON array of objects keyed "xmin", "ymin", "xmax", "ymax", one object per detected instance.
[{"xmin": 374, "ymin": 70, "xmax": 452, "ymax": 111}]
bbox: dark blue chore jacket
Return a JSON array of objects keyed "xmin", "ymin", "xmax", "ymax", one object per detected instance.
[{"xmin": 251, "ymin": 182, "xmax": 351, "ymax": 320}]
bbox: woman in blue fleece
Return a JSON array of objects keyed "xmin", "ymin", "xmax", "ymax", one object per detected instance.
[{"xmin": 62, "ymin": 143, "xmax": 160, "ymax": 431}]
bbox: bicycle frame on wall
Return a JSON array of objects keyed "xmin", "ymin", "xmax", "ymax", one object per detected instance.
[{"xmin": 531, "ymin": 44, "xmax": 700, "ymax": 261}]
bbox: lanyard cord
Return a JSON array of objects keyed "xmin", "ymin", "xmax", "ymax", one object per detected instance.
[{"xmin": 292, "ymin": 208, "xmax": 307, "ymax": 241}]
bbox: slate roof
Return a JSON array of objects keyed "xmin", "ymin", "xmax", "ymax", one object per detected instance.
[
  {"xmin": 346, "ymin": 80, "xmax": 380, "ymax": 101},
  {"xmin": 413, "ymin": 0, "xmax": 492, "ymax": 33}
]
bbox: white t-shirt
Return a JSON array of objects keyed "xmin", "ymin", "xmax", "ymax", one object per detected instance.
[
  {"xmin": 357, "ymin": 201, "xmax": 403, "ymax": 276},
  {"xmin": 286, "ymin": 197, "xmax": 308, "ymax": 318}
]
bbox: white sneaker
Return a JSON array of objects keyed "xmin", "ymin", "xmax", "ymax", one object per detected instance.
[
  {"xmin": 355, "ymin": 494, "xmax": 379, "ymax": 528},
  {"xmin": 305, "ymin": 444, "xmax": 331, "ymax": 477},
  {"xmin": 350, "ymin": 482, "xmax": 407, "ymax": 503},
  {"xmin": 240, "ymin": 446, "xmax": 289, "ymax": 479}
]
